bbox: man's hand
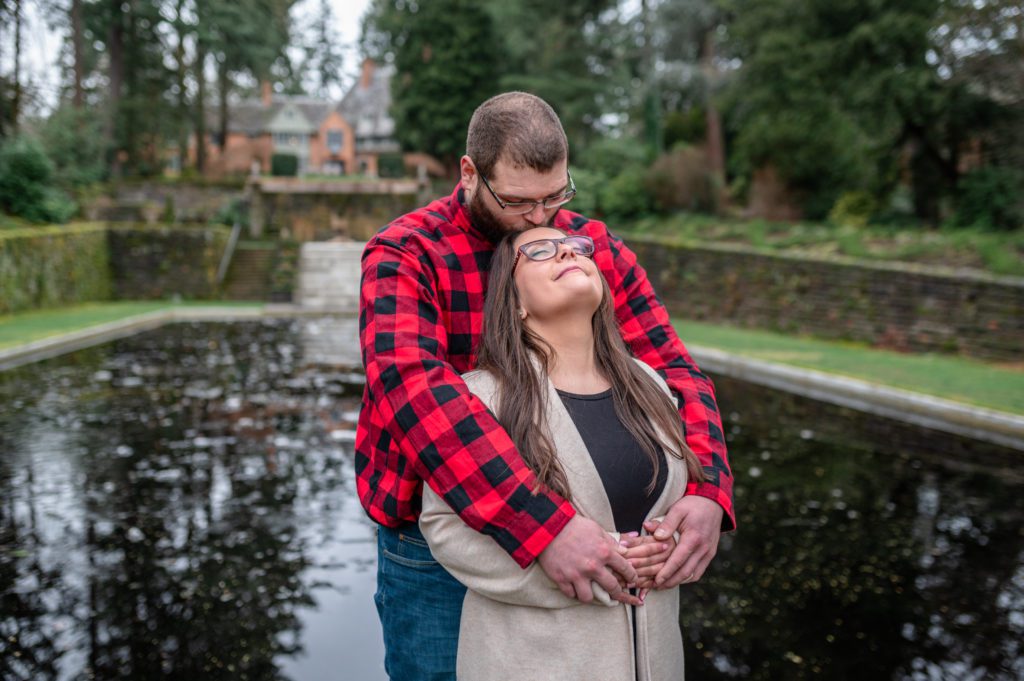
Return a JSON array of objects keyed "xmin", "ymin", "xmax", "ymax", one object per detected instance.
[
  {"xmin": 650, "ymin": 495, "xmax": 723, "ymax": 588},
  {"xmin": 537, "ymin": 515, "xmax": 640, "ymax": 605}
]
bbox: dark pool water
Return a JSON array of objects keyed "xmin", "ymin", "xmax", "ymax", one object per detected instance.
[{"xmin": 1, "ymin": 318, "xmax": 1021, "ymax": 680}]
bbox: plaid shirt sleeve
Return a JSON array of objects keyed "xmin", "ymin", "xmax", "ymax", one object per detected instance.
[
  {"xmin": 357, "ymin": 237, "xmax": 576, "ymax": 568},
  {"xmin": 594, "ymin": 225, "xmax": 736, "ymax": 531}
]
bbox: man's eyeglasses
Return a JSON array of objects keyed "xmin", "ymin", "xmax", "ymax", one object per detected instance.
[
  {"xmin": 479, "ymin": 171, "xmax": 577, "ymax": 215},
  {"xmin": 512, "ymin": 235, "xmax": 595, "ymax": 274}
]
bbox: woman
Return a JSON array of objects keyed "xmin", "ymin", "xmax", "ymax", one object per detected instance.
[{"xmin": 419, "ymin": 226, "xmax": 705, "ymax": 681}]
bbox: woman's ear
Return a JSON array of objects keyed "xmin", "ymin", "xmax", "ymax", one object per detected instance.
[{"xmin": 519, "ymin": 308, "xmax": 527, "ymax": 320}]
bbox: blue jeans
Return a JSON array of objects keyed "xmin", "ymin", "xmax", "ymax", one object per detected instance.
[{"xmin": 375, "ymin": 523, "xmax": 467, "ymax": 681}]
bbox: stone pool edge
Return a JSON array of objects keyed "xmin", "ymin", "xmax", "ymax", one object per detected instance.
[
  {"xmin": 0, "ymin": 304, "xmax": 1021, "ymax": 452},
  {"xmin": 0, "ymin": 304, "xmax": 328, "ymax": 372},
  {"xmin": 690, "ymin": 346, "xmax": 1024, "ymax": 452}
]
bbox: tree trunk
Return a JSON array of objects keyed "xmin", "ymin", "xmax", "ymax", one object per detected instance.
[
  {"xmin": 106, "ymin": 0, "xmax": 124, "ymax": 176},
  {"xmin": 701, "ymin": 29, "xmax": 727, "ymax": 211},
  {"xmin": 641, "ymin": 0, "xmax": 662, "ymax": 156},
  {"xmin": 217, "ymin": 57, "xmax": 229, "ymax": 156},
  {"xmin": 72, "ymin": 0, "xmax": 84, "ymax": 108},
  {"xmin": 195, "ymin": 41, "xmax": 207, "ymax": 173},
  {"xmin": 12, "ymin": 0, "xmax": 22, "ymax": 131},
  {"xmin": 175, "ymin": 0, "xmax": 188, "ymax": 173}
]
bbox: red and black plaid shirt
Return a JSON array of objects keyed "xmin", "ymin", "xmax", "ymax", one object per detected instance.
[{"xmin": 356, "ymin": 185, "xmax": 734, "ymax": 568}]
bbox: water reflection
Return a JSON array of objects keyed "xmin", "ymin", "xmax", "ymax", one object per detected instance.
[
  {"xmin": 686, "ymin": 377, "xmax": 1024, "ymax": 680},
  {"xmin": 0, "ymin": 319, "xmax": 1021, "ymax": 680},
  {"xmin": 0, "ymin": 320, "xmax": 381, "ymax": 680}
]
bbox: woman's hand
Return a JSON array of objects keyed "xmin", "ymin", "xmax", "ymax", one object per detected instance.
[{"xmin": 619, "ymin": 526, "xmax": 677, "ymax": 593}]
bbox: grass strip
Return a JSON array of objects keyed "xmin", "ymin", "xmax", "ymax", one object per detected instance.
[
  {"xmin": 674, "ymin": 319, "xmax": 1024, "ymax": 415},
  {"xmin": 0, "ymin": 301, "xmax": 261, "ymax": 350}
]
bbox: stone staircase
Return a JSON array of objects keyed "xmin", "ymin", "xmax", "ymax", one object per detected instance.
[{"xmin": 222, "ymin": 245, "xmax": 276, "ymax": 301}]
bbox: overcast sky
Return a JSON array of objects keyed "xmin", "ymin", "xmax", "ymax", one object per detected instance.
[{"xmin": 7, "ymin": 0, "xmax": 373, "ymax": 115}]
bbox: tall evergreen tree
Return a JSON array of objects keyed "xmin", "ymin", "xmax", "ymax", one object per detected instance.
[
  {"xmin": 722, "ymin": 0, "xmax": 940, "ymax": 219},
  {"xmin": 361, "ymin": 0, "xmax": 504, "ymax": 173},
  {"xmin": 200, "ymin": 0, "xmax": 295, "ymax": 157},
  {"xmin": 296, "ymin": 0, "xmax": 345, "ymax": 99},
  {"xmin": 482, "ymin": 0, "xmax": 623, "ymax": 152},
  {"xmin": 82, "ymin": 0, "xmax": 172, "ymax": 176}
]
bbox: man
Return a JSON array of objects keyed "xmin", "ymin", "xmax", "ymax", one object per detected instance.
[{"xmin": 357, "ymin": 92, "xmax": 734, "ymax": 680}]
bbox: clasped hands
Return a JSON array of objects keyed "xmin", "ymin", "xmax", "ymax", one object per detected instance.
[{"xmin": 537, "ymin": 495, "xmax": 723, "ymax": 607}]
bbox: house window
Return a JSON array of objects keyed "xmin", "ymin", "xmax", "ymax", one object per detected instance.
[
  {"xmin": 327, "ymin": 129, "xmax": 344, "ymax": 154},
  {"xmin": 273, "ymin": 132, "xmax": 301, "ymax": 147}
]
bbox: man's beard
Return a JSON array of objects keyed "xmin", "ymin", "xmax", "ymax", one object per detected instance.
[{"xmin": 467, "ymin": 188, "xmax": 556, "ymax": 244}]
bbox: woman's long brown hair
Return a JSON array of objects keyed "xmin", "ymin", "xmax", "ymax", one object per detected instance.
[{"xmin": 477, "ymin": 231, "xmax": 704, "ymax": 501}]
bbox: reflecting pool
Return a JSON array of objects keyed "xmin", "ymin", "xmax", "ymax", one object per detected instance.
[{"xmin": 0, "ymin": 318, "xmax": 1020, "ymax": 680}]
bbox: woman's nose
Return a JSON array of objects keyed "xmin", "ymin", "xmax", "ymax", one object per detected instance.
[{"xmin": 555, "ymin": 242, "xmax": 577, "ymax": 260}]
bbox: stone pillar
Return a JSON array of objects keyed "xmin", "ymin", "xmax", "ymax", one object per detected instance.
[
  {"xmin": 248, "ymin": 179, "xmax": 265, "ymax": 238},
  {"xmin": 297, "ymin": 242, "xmax": 367, "ymax": 312}
]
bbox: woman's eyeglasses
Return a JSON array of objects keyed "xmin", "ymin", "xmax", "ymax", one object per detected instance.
[{"xmin": 512, "ymin": 235, "xmax": 595, "ymax": 274}]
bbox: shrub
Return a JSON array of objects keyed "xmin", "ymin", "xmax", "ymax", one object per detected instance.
[
  {"xmin": 577, "ymin": 136, "xmax": 651, "ymax": 171},
  {"xmin": 271, "ymin": 153, "xmax": 299, "ymax": 177},
  {"xmin": 0, "ymin": 136, "xmax": 77, "ymax": 223},
  {"xmin": 37, "ymin": 106, "xmax": 107, "ymax": 189},
  {"xmin": 213, "ymin": 197, "xmax": 250, "ymax": 229},
  {"xmin": 647, "ymin": 146, "xmax": 716, "ymax": 214},
  {"xmin": 828, "ymin": 191, "xmax": 878, "ymax": 228},
  {"xmin": 952, "ymin": 166, "xmax": 1024, "ymax": 231},
  {"xmin": 563, "ymin": 167, "xmax": 606, "ymax": 218},
  {"xmin": 599, "ymin": 165, "xmax": 653, "ymax": 223},
  {"xmin": 378, "ymin": 153, "xmax": 406, "ymax": 178},
  {"xmin": 731, "ymin": 102, "xmax": 873, "ymax": 220},
  {"xmin": 663, "ymin": 108, "xmax": 706, "ymax": 149}
]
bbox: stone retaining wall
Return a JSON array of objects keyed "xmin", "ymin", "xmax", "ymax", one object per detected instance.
[
  {"xmin": 107, "ymin": 226, "xmax": 230, "ymax": 300},
  {"xmin": 85, "ymin": 181, "xmax": 246, "ymax": 223},
  {"xmin": 248, "ymin": 178, "xmax": 422, "ymax": 241},
  {"xmin": 627, "ymin": 237, "xmax": 1024, "ymax": 362}
]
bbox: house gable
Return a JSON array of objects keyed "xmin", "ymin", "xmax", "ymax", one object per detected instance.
[{"xmin": 268, "ymin": 102, "xmax": 316, "ymax": 136}]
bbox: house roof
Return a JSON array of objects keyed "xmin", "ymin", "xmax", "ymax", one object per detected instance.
[
  {"xmin": 337, "ymin": 63, "xmax": 398, "ymax": 143},
  {"xmin": 213, "ymin": 96, "xmax": 337, "ymax": 135},
  {"xmin": 208, "ymin": 62, "xmax": 399, "ymax": 151}
]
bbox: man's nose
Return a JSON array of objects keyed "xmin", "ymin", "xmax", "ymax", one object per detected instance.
[{"xmin": 524, "ymin": 202, "xmax": 548, "ymax": 225}]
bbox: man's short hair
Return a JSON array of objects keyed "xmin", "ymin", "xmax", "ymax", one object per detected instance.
[{"xmin": 466, "ymin": 92, "xmax": 569, "ymax": 180}]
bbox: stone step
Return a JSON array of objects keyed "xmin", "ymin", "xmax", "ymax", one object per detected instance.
[{"xmin": 223, "ymin": 248, "xmax": 276, "ymax": 301}]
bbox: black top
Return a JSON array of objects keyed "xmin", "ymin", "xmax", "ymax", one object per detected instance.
[{"xmin": 556, "ymin": 388, "xmax": 668, "ymax": 534}]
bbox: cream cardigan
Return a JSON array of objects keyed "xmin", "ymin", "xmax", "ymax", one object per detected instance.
[{"xmin": 419, "ymin": 360, "xmax": 688, "ymax": 681}]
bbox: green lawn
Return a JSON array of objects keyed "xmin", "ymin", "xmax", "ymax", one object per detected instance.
[
  {"xmin": 675, "ymin": 319, "xmax": 1024, "ymax": 415},
  {"xmin": 0, "ymin": 301, "xmax": 260, "ymax": 350}
]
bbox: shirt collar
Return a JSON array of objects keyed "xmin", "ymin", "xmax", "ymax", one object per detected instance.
[{"xmin": 449, "ymin": 182, "xmax": 473, "ymax": 234}]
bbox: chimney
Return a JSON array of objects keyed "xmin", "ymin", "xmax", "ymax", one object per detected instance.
[
  {"xmin": 360, "ymin": 58, "xmax": 376, "ymax": 89},
  {"xmin": 261, "ymin": 81, "xmax": 273, "ymax": 107}
]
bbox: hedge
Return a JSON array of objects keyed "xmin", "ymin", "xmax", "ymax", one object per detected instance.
[
  {"xmin": 0, "ymin": 223, "xmax": 112, "ymax": 315},
  {"xmin": 0, "ymin": 223, "xmax": 231, "ymax": 316}
]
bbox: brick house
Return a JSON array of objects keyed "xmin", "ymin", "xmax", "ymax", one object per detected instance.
[{"xmin": 182, "ymin": 59, "xmax": 441, "ymax": 178}]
